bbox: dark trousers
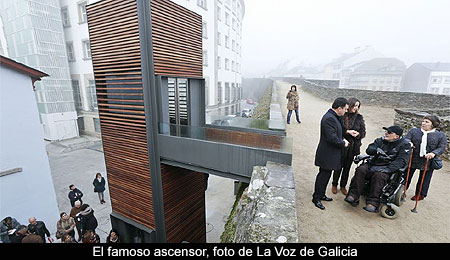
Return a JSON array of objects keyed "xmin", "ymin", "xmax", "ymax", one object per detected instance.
[
  {"xmin": 406, "ymin": 168, "xmax": 434, "ymax": 197},
  {"xmin": 313, "ymin": 168, "xmax": 332, "ymax": 202},
  {"xmin": 287, "ymin": 109, "xmax": 300, "ymax": 123},
  {"xmin": 332, "ymin": 151, "xmax": 354, "ymax": 188},
  {"xmin": 347, "ymin": 163, "xmax": 390, "ymax": 207}
]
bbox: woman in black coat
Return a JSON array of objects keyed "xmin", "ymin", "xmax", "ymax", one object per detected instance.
[
  {"xmin": 76, "ymin": 204, "xmax": 98, "ymax": 235},
  {"xmin": 332, "ymin": 98, "xmax": 366, "ymax": 195},
  {"xmin": 93, "ymin": 172, "xmax": 106, "ymax": 204},
  {"xmin": 405, "ymin": 115, "xmax": 447, "ymax": 201}
]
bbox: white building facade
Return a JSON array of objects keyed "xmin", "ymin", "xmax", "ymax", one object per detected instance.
[
  {"xmin": 170, "ymin": 0, "xmax": 245, "ymax": 118},
  {"xmin": 0, "ymin": 0, "xmax": 78, "ymax": 141},
  {"xmin": 0, "ymin": 57, "xmax": 60, "ymax": 234},
  {"xmin": 60, "ymin": 0, "xmax": 245, "ymax": 136}
]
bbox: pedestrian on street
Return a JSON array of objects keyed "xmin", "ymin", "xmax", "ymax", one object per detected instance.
[
  {"xmin": 93, "ymin": 172, "xmax": 107, "ymax": 204},
  {"xmin": 28, "ymin": 217, "xmax": 52, "ymax": 243},
  {"xmin": 312, "ymin": 97, "xmax": 349, "ymax": 210},
  {"xmin": 56, "ymin": 212, "xmax": 76, "ymax": 242},
  {"xmin": 70, "ymin": 200, "xmax": 83, "ymax": 242},
  {"xmin": 68, "ymin": 184, "xmax": 84, "ymax": 207},
  {"xmin": 405, "ymin": 115, "xmax": 447, "ymax": 201},
  {"xmin": 83, "ymin": 230, "xmax": 100, "ymax": 243},
  {"xmin": 21, "ymin": 225, "xmax": 44, "ymax": 243},
  {"xmin": 106, "ymin": 229, "xmax": 120, "ymax": 243},
  {"xmin": 286, "ymin": 85, "xmax": 301, "ymax": 124},
  {"xmin": 76, "ymin": 204, "xmax": 98, "ymax": 236},
  {"xmin": 332, "ymin": 98, "xmax": 366, "ymax": 195},
  {"xmin": 0, "ymin": 216, "xmax": 21, "ymax": 243}
]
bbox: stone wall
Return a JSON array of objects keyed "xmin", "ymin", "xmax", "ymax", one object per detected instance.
[
  {"xmin": 300, "ymin": 80, "xmax": 450, "ymax": 110},
  {"xmin": 226, "ymin": 161, "xmax": 299, "ymax": 243},
  {"xmin": 394, "ymin": 109, "xmax": 450, "ymax": 159}
]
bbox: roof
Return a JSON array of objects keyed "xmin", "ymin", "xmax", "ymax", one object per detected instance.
[
  {"xmin": 0, "ymin": 55, "xmax": 48, "ymax": 80},
  {"xmin": 413, "ymin": 62, "xmax": 450, "ymax": 72},
  {"xmin": 346, "ymin": 57, "xmax": 406, "ymax": 72}
]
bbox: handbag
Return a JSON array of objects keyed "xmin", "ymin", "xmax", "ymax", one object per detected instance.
[{"xmin": 431, "ymin": 156, "xmax": 443, "ymax": 170}]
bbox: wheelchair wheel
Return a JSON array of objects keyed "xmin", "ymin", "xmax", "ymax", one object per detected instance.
[
  {"xmin": 393, "ymin": 185, "xmax": 404, "ymax": 206},
  {"xmin": 380, "ymin": 204, "xmax": 400, "ymax": 219}
]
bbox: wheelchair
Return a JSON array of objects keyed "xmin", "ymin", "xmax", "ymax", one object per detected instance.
[{"xmin": 353, "ymin": 155, "xmax": 406, "ymax": 219}]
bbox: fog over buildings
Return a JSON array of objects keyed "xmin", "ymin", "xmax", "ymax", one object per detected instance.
[{"xmin": 241, "ymin": 0, "xmax": 450, "ymax": 91}]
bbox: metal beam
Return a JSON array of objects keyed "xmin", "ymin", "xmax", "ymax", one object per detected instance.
[{"xmin": 137, "ymin": 0, "xmax": 166, "ymax": 243}]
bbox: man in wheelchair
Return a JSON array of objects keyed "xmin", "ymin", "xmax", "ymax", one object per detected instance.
[{"xmin": 344, "ymin": 126, "xmax": 411, "ymax": 213}]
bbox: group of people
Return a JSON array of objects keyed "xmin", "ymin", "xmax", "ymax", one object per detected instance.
[
  {"xmin": 309, "ymin": 95, "xmax": 447, "ymax": 212},
  {"xmin": 286, "ymin": 86, "xmax": 447, "ymax": 213},
  {"xmin": 1, "ymin": 172, "xmax": 121, "ymax": 243}
]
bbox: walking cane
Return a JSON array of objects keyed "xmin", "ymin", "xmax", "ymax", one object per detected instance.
[
  {"xmin": 411, "ymin": 158, "xmax": 430, "ymax": 213},
  {"xmin": 402, "ymin": 146, "xmax": 414, "ymax": 202}
]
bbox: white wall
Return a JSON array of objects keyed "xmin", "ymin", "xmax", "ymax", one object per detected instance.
[{"xmin": 0, "ymin": 66, "xmax": 60, "ymax": 234}]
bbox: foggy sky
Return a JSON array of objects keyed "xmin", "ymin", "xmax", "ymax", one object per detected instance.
[{"xmin": 241, "ymin": 0, "xmax": 450, "ymax": 77}]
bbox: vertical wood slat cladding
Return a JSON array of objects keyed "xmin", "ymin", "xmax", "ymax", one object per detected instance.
[
  {"xmin": 88, "ymin": 0, "xmax": 205, "ymax": 242},
  {"xmin": 87, "ymin": 0, "xmax": 155, "ymax": 230}
]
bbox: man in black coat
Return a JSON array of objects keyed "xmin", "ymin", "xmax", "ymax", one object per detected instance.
[
  {"xmin": 312, "ymin": 97, "xmax": 349, "ymax": 210},
  {"xmin": 68, "ymin": 184, "xmax": 84, "ymax": 207},
  {"xmin": 345, "ymin": 126, "xmax": 411, "ymax": 212},
  {"xmin": 28, "ymin": 217, "xmax": 52, "ymax": 243}
]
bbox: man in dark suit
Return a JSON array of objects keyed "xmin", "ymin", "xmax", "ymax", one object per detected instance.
[{"xmin": 312, "ymin": 97, "xmax": 349, "ymax": 210}]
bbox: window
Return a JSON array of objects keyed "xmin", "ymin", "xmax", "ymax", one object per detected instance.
[
  {"xmin": 78, "ymin": 1, "xmax": 87, "ymax": 23},
  {"xmin": 218, "ymin": 82, "xmax": 222, "ymax": 104},
  {"xmin": 88, "ymin": 80, "xmax": 97, "ymax": 110},
  {"xmin": 82, "ymin": 40, "xmax": 91, "ymax": 59},
  {"xmin": 217, "ymin": 56, "xmax": 221, "ymax": 69},
  {"xmin": 225, "ymin": 12, "xmax": 230, "ymax": 25},
  {"xmin": 217, "ymin": 6, "xmax": 222, "ymax": 21},
  {"xmin": 202, "ymin": 21, "xmax": 207, "ymax": 39},
  {"xmin": 71, "ymin": 80, "xmax": 82, "ymax": 110},
  {"xmin": 61, "ymin": 7, "xmax": 71, "ymax": 27},
  {"xmin": 197, "ymin": 0, "xmax": 207, "ymax": 9},
  {"xmin": 225, "ymin": 58, "xmax": 229, "ymax": 70},
  {"xmin": 431, "ymin": 77, "xmax": 442, "ymax": 84},
  {"xmin": 225, "ymin": 83, "xmax": 230, "ymax": 103},
  {"xmin": 225, "ymin": 35, "xmax": 229, "ymax": 48},
  {"xmin": 217, "ymin": 32, "xmax": 221, "ymax": 45},
  {"xmin": 232, "ymin": 40, "xmax": 235, "ymax": 51},
  {"xmin": 66, "ymin": 42, "xmax": 75, "ymax": 61},
  {"xmin": 202, "ymin": 50, "xmax": 208, "ymax": 66},
  {"xmin": 444, "ymin": 77, "xmax": 450, "ymax": 84}
]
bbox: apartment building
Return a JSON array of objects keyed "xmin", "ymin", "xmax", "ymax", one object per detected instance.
[
  {"xmin": 402, "ymin": 63, "xmax": 450, "ymax": 95},
  {"xmin": 0, "ymin": 0, "xmax": 78, "ymax": 141}
]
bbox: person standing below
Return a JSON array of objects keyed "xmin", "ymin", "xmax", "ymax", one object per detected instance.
[
  {"xmin": 286, "ymin": 85, "xmax": 301, "ymax": 124},
  {"xmin": 332, "ymin": 98, "xmax": 366, "ymax": 195},
  {"xmin": 312, "ymin": 97, "xmax": 349, "ymax": 210},
  {"xmin": 76, "ymin": 204, "xmax": 98, "ymax": 236},
  {"xmin": 405, "ymin": 115, "xmax": 447, "ymax": 201},
  {"xmin": 56, "ymin": 212, "xmax": 76, "ymax": 242},
  {"xmin": 68, "ymin": 184, "xmax": 83, "ymax": 207},
  {"xmin": 93, "ymin": 172, "xmax": 107, "ymax": 204},
  {"xmin": 70, "ymin": 200, "xmax": 83, "ymax": 242},
  {"xmin": 28, "ymin": 217, "xmax": 52, "ymax": 243},
  {"xmin": 0, "ymin": 217, "xmax": 21, "ymax": 243}
]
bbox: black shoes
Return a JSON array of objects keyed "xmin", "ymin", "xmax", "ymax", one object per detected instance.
[
  {"xmin": 312, "ymin": 196, "xmax": 333, "ymax": 210},
  {"xmin": 312, "ymin": 200, "xmax": 325, "ymax": 210}
]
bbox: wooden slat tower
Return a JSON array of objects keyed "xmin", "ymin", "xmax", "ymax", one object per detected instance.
[{"xmin": 86, "ymin": 0, "xmax": 206, "ymax": 243}]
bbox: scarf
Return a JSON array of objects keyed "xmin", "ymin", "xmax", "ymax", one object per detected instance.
[{"xmin": 420, "ymin": 128, "xmax": 435, "ymax": 157}]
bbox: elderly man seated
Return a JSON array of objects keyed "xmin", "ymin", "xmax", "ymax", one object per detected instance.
[{"xmin": 345, "ymin": 126, "xmax": 411, "ymax": 212}]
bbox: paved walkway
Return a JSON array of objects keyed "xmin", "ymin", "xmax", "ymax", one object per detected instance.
[
  {"xmin": 47, "ymin": 136, "xmax": 235, "ymax": 243},
  {"xmin": 277, "ymin": 81, "xmax": 450, "ymax": 242}
]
